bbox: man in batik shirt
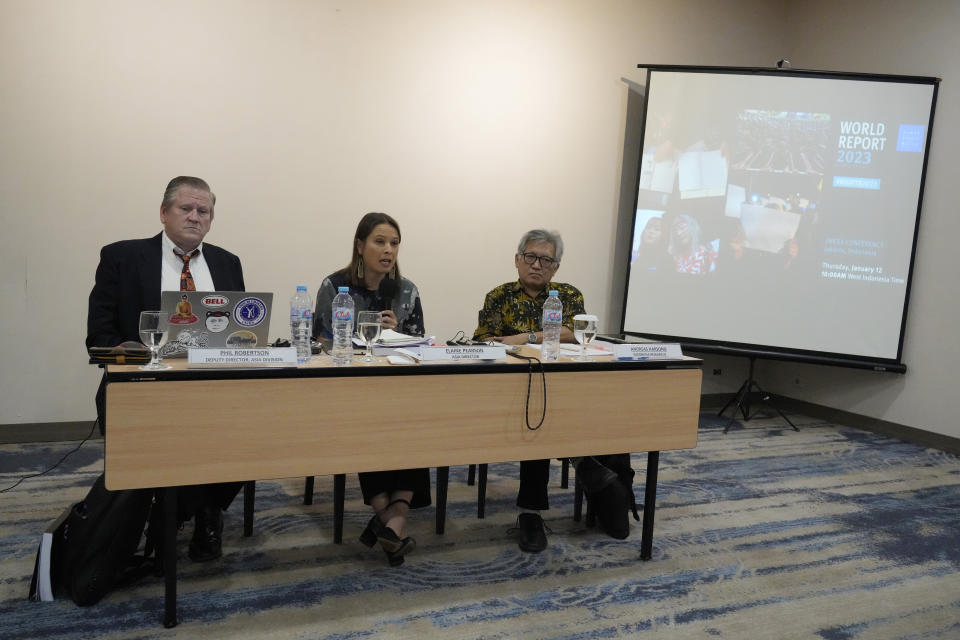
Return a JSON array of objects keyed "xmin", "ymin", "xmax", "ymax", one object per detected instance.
[{"xmin": 473, "ymin": 229, "xmax": 635, "ymax": 553}]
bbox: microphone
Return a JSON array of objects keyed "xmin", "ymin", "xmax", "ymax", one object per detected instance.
[{"xmin": 378, "ymin": 277, "xmax": 399, "ymax": 312}]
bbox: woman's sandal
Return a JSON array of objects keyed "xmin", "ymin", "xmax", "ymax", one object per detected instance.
[
  {"xmin": 378, "ymin": 498, "xmax": 416, "ymax": 566},
  {"xmin": 359, "ymin": 513, "xmax": 385, "ymax": 548},
  {"xmin": 384, "ymin": 536, "xmax": 416, "ymax": 567}
]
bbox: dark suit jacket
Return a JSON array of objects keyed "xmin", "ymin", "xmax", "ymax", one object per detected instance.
[
  {"xmin": 87, "ymin": 233, "xmax": 244, "ymax": 440},
  {"xmin": 86, "ymin": 233, "xmax": 245, "ymax": 348}
]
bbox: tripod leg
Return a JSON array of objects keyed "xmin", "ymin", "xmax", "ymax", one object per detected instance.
[
  {"xmin": 750, "ymin": 381, "xmax": 799, "ymax": 431},
  {"xmin": 718, "ymin": 378, "xmax": 748, "ymax": 417},
  {"xmin": 779, "ymin": 407, "xmax": 799, "ymax": 431},
  {"xmin": 764, "ymin": 394, "xmax": 798, "ymax": 430},
  {"xmin": 723, "ymin": 380, "xmax": 751, "ymax": 433}
]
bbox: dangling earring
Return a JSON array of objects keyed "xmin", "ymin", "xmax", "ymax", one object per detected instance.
[
  {"xmin": 357, "ymin": 256, "xmax": 365, "ymax": 280},
  {"xmin": 390, "ymin": 265, "xmax": 397, "ymax": 279}
]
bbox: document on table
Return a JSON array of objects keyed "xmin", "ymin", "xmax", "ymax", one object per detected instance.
[
  {"xmin": 527, "ymin": 343, "xmax": 615, "ymax": 357},
  {"xmin": 377, "ymin": 329, "xmax": 433, "ymax": 347}
]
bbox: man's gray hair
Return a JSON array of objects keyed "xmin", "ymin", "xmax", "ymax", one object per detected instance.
[
  {"xmin": 517, "ymin": 229, "xmax": 564, "ymax": 262},
  {"xmin": 161, "ymin": 176, "xmax": 216, "ymax": 211}
]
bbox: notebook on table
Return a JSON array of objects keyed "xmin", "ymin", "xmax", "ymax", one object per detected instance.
[{"xmin": 158, "ymin": 291, "xmax": 273, "ymax": 357}]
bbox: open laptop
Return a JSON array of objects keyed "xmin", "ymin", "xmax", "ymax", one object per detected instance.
[{"xmin": 158, "ymin": 291, "xmax": 274, "ymax": 357}]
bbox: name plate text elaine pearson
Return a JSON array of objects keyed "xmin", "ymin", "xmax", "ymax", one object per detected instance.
[
  {"xmin": 188, "ymin": 347, "xmax": 298, "ymax": 367},
  {"xmin": 420, "ymin": 345, "xmax": 506, "ymax": 362},
  {"xmin": 613, "ymin": 343, "xmax": 683, "ymax": 361}
]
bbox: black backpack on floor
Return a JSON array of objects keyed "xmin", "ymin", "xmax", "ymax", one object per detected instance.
[{"xmin": 55, "ymin": 474, "xmax": 156, "ymax": 606}]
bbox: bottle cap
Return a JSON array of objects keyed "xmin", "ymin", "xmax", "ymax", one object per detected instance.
[
  {"xmin": 338, "ymin": 286, "xmax": 349, "ymax": 293},
  {"xmin": 549, "ymin": 290, "xmax": 559, "ymax": 296},
  {"xmin": 297, "ymin": 285, "xmax": 307, "ymax": 292}
]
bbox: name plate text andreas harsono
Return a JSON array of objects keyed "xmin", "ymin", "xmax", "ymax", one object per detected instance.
[{"xmin": 613, "ymin": 343, "xmax": 683, "ymax": 361}]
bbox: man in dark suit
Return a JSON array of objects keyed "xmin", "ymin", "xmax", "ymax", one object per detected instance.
[{"xmin": 86, "ymin": 175, "xmax": 244, "ymax": 562}]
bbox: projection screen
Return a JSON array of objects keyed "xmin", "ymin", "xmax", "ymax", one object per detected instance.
[{"xmin": 621, "ymin": 66, "xmax": 939, "ymax": 371}]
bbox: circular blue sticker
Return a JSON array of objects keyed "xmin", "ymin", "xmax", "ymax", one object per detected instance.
[{"xmin": 234, "ymin": 297, "xmax": 267, "ymax": 328}]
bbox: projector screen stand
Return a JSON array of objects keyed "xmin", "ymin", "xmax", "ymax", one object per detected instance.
[{"xmin": 719, "ymin": 357, "xmax": 798, "ymax": 433}]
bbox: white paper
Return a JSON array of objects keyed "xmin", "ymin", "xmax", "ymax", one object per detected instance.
[
  {"xmin": 639, "ymin": 151, "xmax": 678, "ymax": 193},
  {"xmin": 740, "ymin": 204, "xmax": 801, "ymax": 253},
  {"xmin": 725, "ymin": 183, "xmax": 746, "ymax": 218},
  {"xmin": 528, "ymin": 344, "xmax": 614, "ymax": 356},
  {"xmin": 377, "ymin": 329, "xmax": 433, "ymax": 347},
  {"xmin": 678, "ymin": 149, "xmax": 728, "ymax": 199}
]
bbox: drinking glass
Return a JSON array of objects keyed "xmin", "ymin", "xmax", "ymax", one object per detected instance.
[
  {"xmin": 572, "ymin": 314, "xmax": 598, "ymax": 362},
  {"xmin": 356, "ymin": 310, "xmax": 382, "ymax": 364},
  {"xmin": 139, "ymin": 310, "xmax": 171, "ymax": 370}
]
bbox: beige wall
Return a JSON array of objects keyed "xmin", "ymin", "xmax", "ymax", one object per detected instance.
[
  {"xmin": 0, "ymin": 0, "xmax": 785, "ymax": 426},
  {"xmin": 755, "ymin": 0, "xmax": 959, "ymax": 438},
  {"xmin": 9, "ymin": 1, "xmax": 957, "ymax": 442}
]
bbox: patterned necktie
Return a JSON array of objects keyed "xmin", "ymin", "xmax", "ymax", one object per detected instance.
[{"xmin": 178, "ymin": 250, "xmax": 197, "ymax": 291}]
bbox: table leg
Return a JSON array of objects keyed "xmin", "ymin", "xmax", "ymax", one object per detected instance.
[
  {"xmin": 243, "ymin": 481, "xmax": 254, "ymax": 537},
  {"xmin": 477, "ymin": 464, "xmax": 487, "ymax": 519},
  {"xmin": 163, "ymin": 487, "xmax": 178, "ymax": 628},
  {"xmin": 435, "ymin": 466, "xmax": 449, "ymax": 534},
  {"xmin": 333, "ymin": 474, "xmax": 345, "ymax": 544},
  {"xmin": 640, "ymin": 451, "xmax": 659, "ymax": 561},
  {"xmin": 303, "ymin": 476, "xmax": 315, "ymax": 505}
]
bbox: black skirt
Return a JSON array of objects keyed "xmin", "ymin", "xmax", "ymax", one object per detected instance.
[{"xmin": 358, "ymin": 468, "xmax": 432, "ymax": 509}]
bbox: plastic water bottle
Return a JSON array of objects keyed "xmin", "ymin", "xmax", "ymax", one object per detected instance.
[
  {"xmin": 331, "ymin": 286, "xmax": 355, "ymax": 366},
  {"xmin": 290, "ymin": 285, "xmax": 313, "ymax": 364},
  {"xmin": 541, "ymin": 290, "xmax": 563, "ymax": 361}
]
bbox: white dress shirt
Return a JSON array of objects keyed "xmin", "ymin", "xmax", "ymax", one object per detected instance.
[{"xmin": 161, "ymin": 232, "xmax": 215, "ymax": 292}]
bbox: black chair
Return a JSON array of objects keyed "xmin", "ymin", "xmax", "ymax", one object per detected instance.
[{"xmin": 242, "ymin": 481, "xmax": 255, "ymax": 536}]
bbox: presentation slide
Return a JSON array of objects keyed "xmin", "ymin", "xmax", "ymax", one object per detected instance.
[{"xmin": 623, "ymin": 69, "xmax": 936, "ymax": 363}]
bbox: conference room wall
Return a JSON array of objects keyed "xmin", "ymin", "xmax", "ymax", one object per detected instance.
[
  {"xmin": 0, "ymin": 0, "xmax": 787, "ymax": 428},
  {"xmin": 746, "ymin": 0, "xmax": 960, "ymax": 441}
]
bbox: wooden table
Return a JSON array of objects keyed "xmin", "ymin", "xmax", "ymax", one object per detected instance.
[{"xmin": 105, "ymin": 348, "xmax": 702, "ymax": 626}]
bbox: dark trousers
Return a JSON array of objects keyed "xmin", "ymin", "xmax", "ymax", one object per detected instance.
[
  {"xmin": 517, "ymin": 459, "xmax": 551, "ymax": 510},
  {"xmin": 516, "ymin": 454, "xmax": 635, "ymax": 511},
  {"xmin": 176, "ymin": 482, "xmax": 243, "ymax": 524}
]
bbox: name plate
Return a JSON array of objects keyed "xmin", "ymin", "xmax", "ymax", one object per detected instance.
[
  {"xmin": 420, "ymin": 345, "xmax": 506, "ymax": 362},
  {"xmin": 188, "ymin": 347, "xmax": 298, "ymax": 367},
  {"xmin": 613, "ymin": 343, "xmax": 683, "ymax": 360}
]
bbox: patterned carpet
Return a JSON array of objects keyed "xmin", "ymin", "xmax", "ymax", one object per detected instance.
[{"xmin": 1, "ymin": 411, "xmax": 959, "ymax": 639}]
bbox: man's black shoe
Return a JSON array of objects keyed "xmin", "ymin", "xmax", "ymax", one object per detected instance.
[
  {"xmin": 188, "ymin": 506, "xmax": 223, "ymax": 562},
  {"xmin": 516, "ymin": 513, "xmax": 548, "ymax": 552},
  {"xmin": 591, "ymin": 480, "xmax": 630, "ymax": 540}
]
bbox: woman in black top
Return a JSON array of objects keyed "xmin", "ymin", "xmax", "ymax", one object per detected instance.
[{"xmin": 313, "ymin": 212, "xmax": 430, "ymax": 566}]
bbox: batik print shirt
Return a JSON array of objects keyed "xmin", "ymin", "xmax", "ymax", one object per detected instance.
[{"xmin": 472, "ymin": 281, "xmax": 585, "ymax": 340}]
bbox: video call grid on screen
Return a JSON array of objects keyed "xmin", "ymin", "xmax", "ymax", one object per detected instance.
[{"xmin": 621, "ymin": 66, "xmax": 938, "ymax": 366}]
